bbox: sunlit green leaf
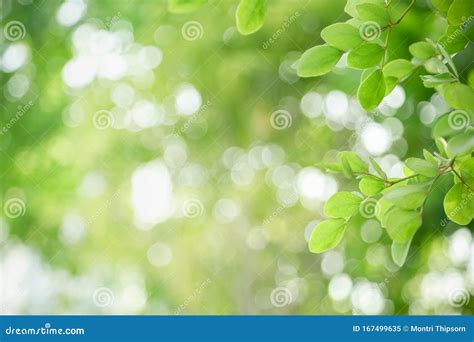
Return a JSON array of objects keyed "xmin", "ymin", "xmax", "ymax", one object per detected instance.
[
  {"xmin": 384, "ymin": 185, "xmax": 426, "ymax": 210},
  {"xmin": 357, "ymin": 69, "xmax": 386, "ymax": 111},
  {"xmin": 321, "ymin": 23, "xmax": 363, "ymax": 51},
  {"xmin": 356, "ymin": 3, "xmax": 390, "ymax": 26},
  {"xmin": 359, "ymin": 176, "xmax": 385, "ymax": 196},
  {"xmin": 391, "ymin": 238, "xmax": 412, "ymax": 267},
  {"xmin": 324, "ymin": 192, "xmax": 362, "ymax": 218},
  {"xmin": 444, "ymin": 183, "xmax": 474, "ymax": 225},
  {"xmin": 405, "ymin": 157, "xmax": 438, "ymax": 177},
  {"xmin": 347, "ymin": 43, "xmax": 384, "ymax": 69},
  {"xmin": 385, "ymin": 208, "xmax": 422, "ymax": 243},
  {"xmin": 309, "ymin": 219, "xmax": 346, "ymax": 253},
  {"xmin": 383, "ymin": 59, "xmax": 413, "ymax": 79},
  {"xmin": 297, "ymin": 45, "xmax": 342, "ymax": 77},
  {"xmin": 409, "ymin": 41, "xmax": 436, "ymax": 60},
  {"xmin": 236, "ymin": 0, "xmax": 266, "ymax": 35}
]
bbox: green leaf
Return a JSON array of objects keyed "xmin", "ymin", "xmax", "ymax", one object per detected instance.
[
  {"xmin": 443, "ymin": 82, "xmax": 474, "ymax": 113},
  {"xmin": 324, "ymin": 192, "xmax": 362, "ymax": 218},
  {"xmin": 337, "ymin": 151, "xmax": 368, "ymax": 174},
  {"xmin": 423, "ymin": 149, "xmax": 438, "ymax": 163},
  {"xmin": 384, "ymin": 185, "xmax": 426, "ymax": 210},
  {"xmin": 356, "ymin": 3, "xmax": 390, "ymax": 26},
  {"xmin": 369, "ymin": 157, "xmax": 386, "ymax": 179},
  {"xmin": 347, "ymin": 43, "xmax": 385, "ymax": 69},
  {"xmin": 431, "ymin": 0, "xmax": 454, "ymax": 13},
  {"xmin": 385, "ymin": 208, "xmax": 422, "ymax": 243},
  {"xmin": 168, "ymin": 0, "xmax": 207, "ymax": 13},
  {"xmin": 235, "ymin": 0, "xmax": 266, "ymax": 35},
  {"xmin": 376, "ymin": 197, "xmax": 394, "ymax": 224},
  {"xmin": 438, "ymin": 25, "xmax": 469, "ymax": 54},
  {"xmin": 359, "ymin": 176, "xmax": 385, "ymax": 196},
  {"xmin": 321, "ymin": 23, "xmax": 363, "ymax": 51},
  {"xmin": 309, "ymin": 219, "xmax": 346, "ymax": 253},
  {"xmin": 391, "ymin": 238, "xmax": 412, "ymax": 267},
  {"xmin": 297, "ymin": 45, "xmax": 342, "ymax": 77},
  {"xmin": 383, "ymin": 59, "xmax": 413, "ymax": 79},
  {"xmin": 420, "ymin": 73, "xmax": 456, "ymax": 88},
  {"xmin": 344, "ymin": 0, "xmax": 385, "ymax": 17},
  {"xmin": 357, "ymin": 69, "xmax": 386, "ymax": 111},
  {"xmin": 437, "ymin": 43, "xmax": 459, "ymax": 79},
  {"xmin": 460, "ymin": 158, "xmax": 474, "ymax": 185},
  {"xmin": 435, "ymin": 136, "xmax": 449, "ymax": 157},
  {"xmin": 444, "ymin": 183, "xmax": 474, "ymax": 225},
  {"xmin": 384, "ymin": 76, "xmax": 398, "ymax": 95},
  {"xmin": 447, "ymin": 0, "xmax": 474, "ymax": 25},
  {"xmin": 409, "ymin": 41, "xmax": 436, "ymax": 60},
  {"xmin": 405, "ymin": 157, "xmax": 438, "ymax": 177},
  {"xmin": 447, "ymin": 131, "xmax": 474, "ymax": 157}
]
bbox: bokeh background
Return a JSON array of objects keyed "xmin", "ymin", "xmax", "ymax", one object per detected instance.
[{"xmin": 1, "ymin": 0, "xmax": 473, "ymax": 315}]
